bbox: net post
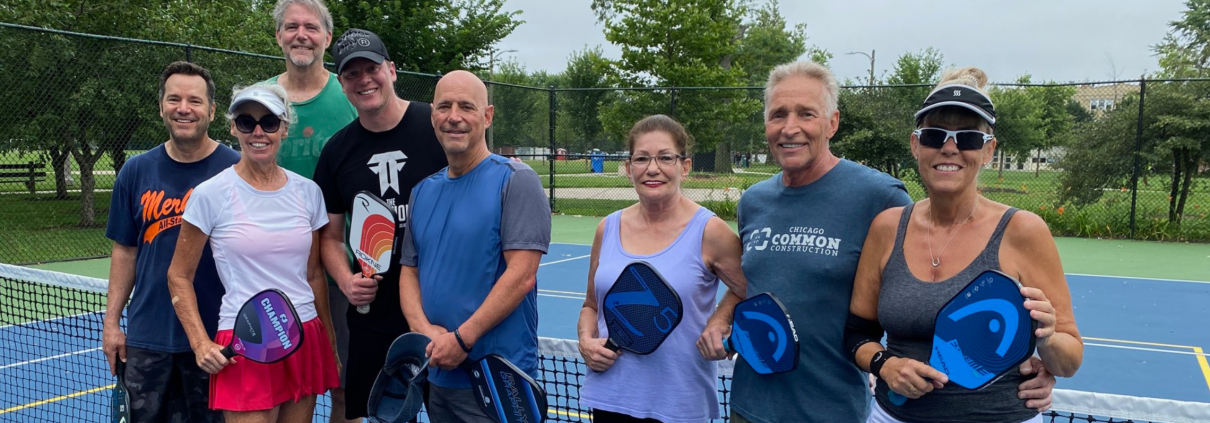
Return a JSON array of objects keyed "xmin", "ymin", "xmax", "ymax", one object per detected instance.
[{"xmin": 1130, "ymin": 77, "xmax": 1146, "ymax": 238}]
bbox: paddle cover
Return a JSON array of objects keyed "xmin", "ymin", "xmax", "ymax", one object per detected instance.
[
  {"xmin": 601, "ymin": 261, "xmax": 683, "ymax": 355},
  {"xmin": 467, "ymin": 354, "xmax": 548, "ymax": 423},
  {"xmin": 111, "ymin": 361, "xmax": 131, "ymax": 423},
  {"xmin": 725, "ymin": 293, "xmax": 799, "ymax": 374},
  {"xmin": 350, "ymin": 191, "xmax": 397, "ymax": 277},
  {"xmin": 930, "ymin": 270, "xmax": 1036, "ymax": 390},
  {"xmin": 224, "ymin": 289, "xmax": 304, "ymax": 364}
]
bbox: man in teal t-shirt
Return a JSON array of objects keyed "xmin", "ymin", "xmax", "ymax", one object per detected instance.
[{"xmin": 265, "ymin": 1, "xmax": 356, "ymax": 422}]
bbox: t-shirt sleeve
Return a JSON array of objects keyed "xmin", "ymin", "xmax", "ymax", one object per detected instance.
[
  {"xmin": 500, "ymin": 167, "xmax": 551, "ymax": 253},
  {"xmin": 313, "ymin": 132, "xmax": 346, "ymax": 215},
  {"xmin": 182, "ymin": 179, "xmax": 222, "ymax": 235},
  {"xmin": 398, "ymin": 188, "xmax": 420, "ymax": 267},
  {"xmin": 307, "ymin": 181, "xmax": 329, "ymax": 232},
  {"xmin": 104, "ymin": 163, "xmax": 138, "ymax": 247},
  {"xmin": 883, "ymin": 180, "xmax": 913, "ymax": 210}
]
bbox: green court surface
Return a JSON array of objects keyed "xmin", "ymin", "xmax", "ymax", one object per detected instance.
[{"xmin": 34, "ymin": 214, "xmax": 1210, "ymax": 282}]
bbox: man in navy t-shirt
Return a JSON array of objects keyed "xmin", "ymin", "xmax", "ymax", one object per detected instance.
[
  {"xmin": 103, "ymin": 61, "xmax": 238, "ymax": 423},
  {"xmin": 398, "ymin": 70, "xmax": 551, "ymax": 423}
]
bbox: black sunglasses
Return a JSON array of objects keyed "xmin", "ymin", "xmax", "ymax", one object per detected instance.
[
  {"xmin": 233, "ymin": 114, "xmax": 282, "ymax": 134},
  {"xmin": 913, "ymin": 128, "xmax": 993, "ymax": 150}
]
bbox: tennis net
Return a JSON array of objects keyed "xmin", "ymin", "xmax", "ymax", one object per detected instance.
[{"xmin": 2, "ymin": 263, "xmax": 1209, "ymax": 423}]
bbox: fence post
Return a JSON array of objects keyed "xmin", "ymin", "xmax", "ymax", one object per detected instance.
[
  {"xmin": 548, "ymin": 87, "xmax": 557, "ymax": 212},
  {"xmin": 1129, "ymin": 77, "xmax": 1146, "ymax": 238},
  {"xmin": 670, "ymin": 88, "xmax": 678, "ymax": 118},
  {"xmin": 185, "ymin": 44, "xmax": 193, "ymax": 62}
]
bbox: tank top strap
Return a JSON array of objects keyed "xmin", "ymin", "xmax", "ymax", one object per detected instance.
[
  {"xmin": 977, "ymin": 207, "xmax": 1018, "ymax": 262},
  {"xmin": 887, "ymin": 203, "xmax": 915, "ymax": 269}
]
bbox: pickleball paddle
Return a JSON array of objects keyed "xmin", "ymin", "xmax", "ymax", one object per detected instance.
[
  {"xmin": 601, "ymin": 261, "xmax": 683, "ymax": 355},
  {"xmin": 724, "ymin": 292, "xmax": 799, "ymax": 374},
  {"xmin": 221, "ymin": 289, "xmax": 304, "ymax": 363},
  {"xmin": 350, "ymin": 191, "xmax": 398, "ymax": 315}
]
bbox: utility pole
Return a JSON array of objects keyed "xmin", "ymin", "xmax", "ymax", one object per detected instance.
[
  {"xmin": 846, "ymin": 49, "xmax": 876, "ymax": 85},
  {"xmin": 487, "ymin": 47, "xmax": 517, "ymax": 151}
]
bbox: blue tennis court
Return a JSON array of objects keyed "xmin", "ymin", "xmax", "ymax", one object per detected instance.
[{"xmin": 2, "ymin": 242, "xmax": 1208, "ymax": 419}]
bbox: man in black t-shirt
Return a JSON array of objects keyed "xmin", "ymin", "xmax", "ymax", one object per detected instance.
[{"xmin": 314, "ymin": 28, "xmax": 448, "ymax": 420}]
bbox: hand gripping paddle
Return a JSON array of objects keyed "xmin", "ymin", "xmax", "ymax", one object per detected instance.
[
  {"xmin": 350, "ymin": 191, "xmax": 398, "ymax": 314},
  {"xmin": 888, "ymin": 270, "xmax": 1036, "ymax": 405},
  {"xmin": 723, "ymin": 292, "xmax": 799, "ymax": 374},
  {"xmin": 463, "ymin": 354, "xmax": 548, "ymax": 423},
  {"xmin": 110, "ymin": 361, "xmax": 131, "ymax": 423},
  {"xmin": 600, "ymin": 261, "xmax": 683, "ymax": 355},
  {"xmin": 221, "ymin": 289, "xmax": 304, "ymax": 363}
]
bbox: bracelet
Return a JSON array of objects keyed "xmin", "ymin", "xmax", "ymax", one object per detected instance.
[{"xmin": 454, "ymin": 329, "xmax": 472, "ymax": 353}]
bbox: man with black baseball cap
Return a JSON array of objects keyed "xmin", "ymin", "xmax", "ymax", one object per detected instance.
[{"xmin": 315, "ymin": 28, "xmax": 448, "ymax": 420}]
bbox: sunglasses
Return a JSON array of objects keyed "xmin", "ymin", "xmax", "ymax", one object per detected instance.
[
  {"xmin": 913, "ymin": 128, "xmax": 993, "ymax": 150},
  {"xmin": 233, "ymin": 114, "xmax": 282, "ymax": 134}
]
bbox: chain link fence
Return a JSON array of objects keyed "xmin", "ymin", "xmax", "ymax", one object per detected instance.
[{"xmin": 3, "ymin": 23, "xmax": 1210, "ymax": 264}]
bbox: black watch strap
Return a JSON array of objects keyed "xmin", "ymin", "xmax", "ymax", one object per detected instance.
[{"xmin": 869, "ymin": 350, "xmax": 896, "ymax": 379}]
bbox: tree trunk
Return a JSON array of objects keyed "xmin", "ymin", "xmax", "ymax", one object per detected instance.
[
  {"xmin": 49, "ymin": 148, "xmax": 70, "ymax": 199},
  {"xmin": 73, "ymin": 146, "xmax": 100, "ymax": 227},
  {"xmin": 715, "ymin": 143, "xmax": 731, "ymax": 175},
  {"xmin": 1034, "ymin": 148, "xmax": 1041, "ymax": 177},
  {"xmin": 109, "ymin": 140, "xmax": 128, "ymax": 176},
  {"xmin": 997, "ymin": 150, "xmax": 1005, "ymax": 178},
  {"xmin": 1169, "ymin": 149, "xmax": 1182, "ymax": 223},
  {"xmin": 1176, "ymin": 151, "xmax": 1196, "ymax": 224}
]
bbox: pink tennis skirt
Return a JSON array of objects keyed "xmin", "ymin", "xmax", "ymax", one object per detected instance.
[{"xmin": 209, "ymin": 318, "xmax": 339, "ymax": 411}]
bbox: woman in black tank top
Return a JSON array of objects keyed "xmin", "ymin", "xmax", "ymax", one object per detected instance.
[{"xmin": 844, "ymin": 68, "xmax": 1084, "ymax": 423}]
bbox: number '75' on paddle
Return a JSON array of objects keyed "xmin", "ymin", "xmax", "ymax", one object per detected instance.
[{"xmin": 601, "ymin": 261, "xmax": 683, "ymax": 355}]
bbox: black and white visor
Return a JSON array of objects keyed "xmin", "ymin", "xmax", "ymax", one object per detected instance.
[{"xmin": 914, "ymin": 83, "xmax": 996, "ymax": 128}]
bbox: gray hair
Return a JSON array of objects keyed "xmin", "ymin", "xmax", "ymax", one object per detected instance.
[
  {"xmin": 226, "ymin": 83, "xmax": 297, "ymax": 129},
  {"xmin": 273, "ymin": 0, "xmax": 334, "ymax": 34},
  {"xmin": 764, "ymin": 61, "xmax": 840, "ymax": 119}
]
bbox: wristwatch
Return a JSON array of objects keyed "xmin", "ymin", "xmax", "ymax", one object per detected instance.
[{"xmin": 869, "ymin": 350, "xmax": 896, "ymax": 379}]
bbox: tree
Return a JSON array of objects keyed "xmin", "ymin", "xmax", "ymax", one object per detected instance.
[
  {"xmin": 558, "ymin": 47, "xmax": 615, "ymax": 153},
  {"xmin": 329, "ymin": 0, "xmax": 523, "ymax": 73},
  {"xmin": 489, "ymin": 61, "xmax": 552, "ymax": 149}
]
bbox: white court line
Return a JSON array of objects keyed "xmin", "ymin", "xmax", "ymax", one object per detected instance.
[
  {"xmin": 540, "ymin": 254, "xmax": 590, "ymax": 267},
  {"xmin": 539, "ymin": 293, "xmax": 586, "ymax": 300},
  {"xmin": 1066, "ymin": 272, "xmax": 1210, "ymax": 285},
  {"xmin": 1087, "ymin": 342, "xmax": 1210, "ymax": 357},
  {"xmin": 0, "ymin": 347, "xmax": 102, "ymax": 370},
  {"xmin": 0, "ymin": 311, "xmax": 104, "ymax": 331},
  {"xmin": 540, "ymin": 289, "xmax": 585, "ymax": 296}
]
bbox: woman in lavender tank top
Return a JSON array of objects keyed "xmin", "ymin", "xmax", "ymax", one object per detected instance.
[
  {"xmin": 845, "ymin": 67, "xmax": 1083, "ymax": 423},
  {"xmin": 576, "ymin": 115, "xmax": 748, "ymax": 423}
]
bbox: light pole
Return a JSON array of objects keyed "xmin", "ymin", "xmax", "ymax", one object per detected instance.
[
  {"xmin": 487, "ymin": 47, "xmax": 517, "ymax": 151},
  {"xmin": 846, "ymin": 49, "xmax": 875, "ymax": 86}
]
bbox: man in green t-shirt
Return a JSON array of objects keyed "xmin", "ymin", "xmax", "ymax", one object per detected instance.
[{"xmin": 267, "ymin": 1, "xmax": 358, "ymax": 422}]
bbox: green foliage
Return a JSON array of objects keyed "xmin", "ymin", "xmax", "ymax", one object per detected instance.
[
  {"xmin": 329, "ymin": 0, "xmax": 523, "ymax": 73},
  {"xmin": 558, "ymin": 47, "xmax": 616, "ymax": 153}
]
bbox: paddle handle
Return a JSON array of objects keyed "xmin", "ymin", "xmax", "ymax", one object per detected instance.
[
  {"xmin": 356, "ymin": 304, "xmax": 370, "ymax": 314},
  {"xmin": 604, "ymin": 339, "xmax": 620, "ymax": 353},
  {"xmin": 221, "ymin": 345, "xmax": 235, "ymax": 359},
  {"xmin": 722, "ymin": 336, "xmax": 734, "ymax": 354}
]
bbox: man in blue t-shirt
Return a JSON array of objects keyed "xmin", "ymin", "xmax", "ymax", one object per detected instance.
[
  {"xmin": 103, "ymin": 61, "xmax": 239, "ymax": 423},
  {"xmin": 702, "ymin": 61, "xmax": 1058, "ymax": 423},
  {"xmin": 398, "ymin": 70, "xmax": 551, "ymax": 423}
]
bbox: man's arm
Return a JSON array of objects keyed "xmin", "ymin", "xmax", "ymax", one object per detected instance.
[
  {"xmin": 427, "ymin": 249, "xmax": 542, "ymax": 369},
  {"xmin": 103, "ymin": 242, "xmax": 136, "ymax": 376}
]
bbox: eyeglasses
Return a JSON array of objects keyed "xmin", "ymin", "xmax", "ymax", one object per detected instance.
[
  {"xmin": 913, "ymin": 128, "xmax": 993, "ymax": 150},
  {"xmin": 630, "ymin": 154, "xmax": 684, "ymax": 168},
  {"xmin": 233, "ymin": 114, "xmax": 282, "ymax": 134}
]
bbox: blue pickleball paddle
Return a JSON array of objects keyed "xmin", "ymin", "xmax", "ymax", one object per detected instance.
[
  {"xmin": 889, "ymin": 270, "xmax": 1036, "ymax": 405},
  {"xmin": 724, "ymin": 292, "xmax": 799, "ymax": 374},
  {"xmin": 601, "ymin": 261, "xmax": 683, "ymax": 355}
]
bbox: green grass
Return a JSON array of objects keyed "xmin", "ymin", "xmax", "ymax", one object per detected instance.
[
  {"xmin": 0, "ymin": 277, "xmax": 108, "ymax": 325},
  {"xmin": 0, "ymin": 192, "xmax": 113, "ymax": 264}
]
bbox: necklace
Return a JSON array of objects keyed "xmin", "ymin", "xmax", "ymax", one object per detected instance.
[{"xmin": 927, "ymin": 198, "xmax": 978, "ymax": 268}]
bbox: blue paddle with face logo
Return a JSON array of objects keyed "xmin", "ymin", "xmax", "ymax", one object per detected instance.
[
  {"xmin": 221, "ymin": 289, "xmax": 304, "ymax": 364},
  {"xmin": 723, "ymin": 292, "xmax": 799, "ymax": 374},
  {"xmin": 601, "ymin": 261, "xmax": 683, "ymax": 355},
  {"xmin": 888, "ymin": 270, "xmax": 1036, "ymax": 405}
]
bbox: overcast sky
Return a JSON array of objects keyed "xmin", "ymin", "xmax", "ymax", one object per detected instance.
[{"xmin": 496, "ymin": 0, "xmax": 1188, "ymax": 85}]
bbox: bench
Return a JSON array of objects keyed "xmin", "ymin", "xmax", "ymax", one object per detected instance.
[{"xmin": 0, "ymin": 162, "xmax": 47, "ymax": 193}]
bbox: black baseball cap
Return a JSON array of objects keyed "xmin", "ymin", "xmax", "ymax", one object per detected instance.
[
  {"xmin": 332, "ymin": 28, "xmax": 391, "ymax": 75},
  {"xmin": 914, "ymin": 83, "xmax": 997, "ymax": 129}
]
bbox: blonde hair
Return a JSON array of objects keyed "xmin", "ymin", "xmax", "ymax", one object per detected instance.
[
  {"xmin": 920, "ymin": 67, "xmax": 993, "ymax": 133},
  {"xmin": 764, "ymin": 61, "xmax": 839, "ymax": 119}
]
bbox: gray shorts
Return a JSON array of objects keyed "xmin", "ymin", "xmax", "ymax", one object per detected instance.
[
  {"xmin": 427, "ymin": 385, "xmax": 496, "ymax": 423},
  {"xmin": 328, "ymin": 285, "xmax": 352, "ymax": 387}
]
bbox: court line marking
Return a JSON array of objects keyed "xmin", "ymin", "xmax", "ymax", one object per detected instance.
[
  {"xmin": 1066, "ymin": 272, "xmax": 1210, "ymax": 285},
  {"xmin": 1196, "ymin": 347, "xmax": 1210, "ymax": 395},
  {"xmin": 1083, "ymin": 337, "xmax": 1197, "ymax": 350},
  {"xmin": 1084, "ymin": 336, "xmax": 1210, "ymax": 396},
  {"xmin": 0, "ymin": 310, "xmax": 103, "ymax": 331},
  {"xmin": 540, "ymin": 254, "xmax": 591, "ymax": 267},
  {"xmin": 0, "ymin": 347, "xmax": 102, "ymax": 370},
  {"xmin": 0, "ymin": 384, "xmax": 112, "ymax": 415},
  {"xmin": 1086, "ymin": 343, "xmax": 1210, "ymax": 357}
]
